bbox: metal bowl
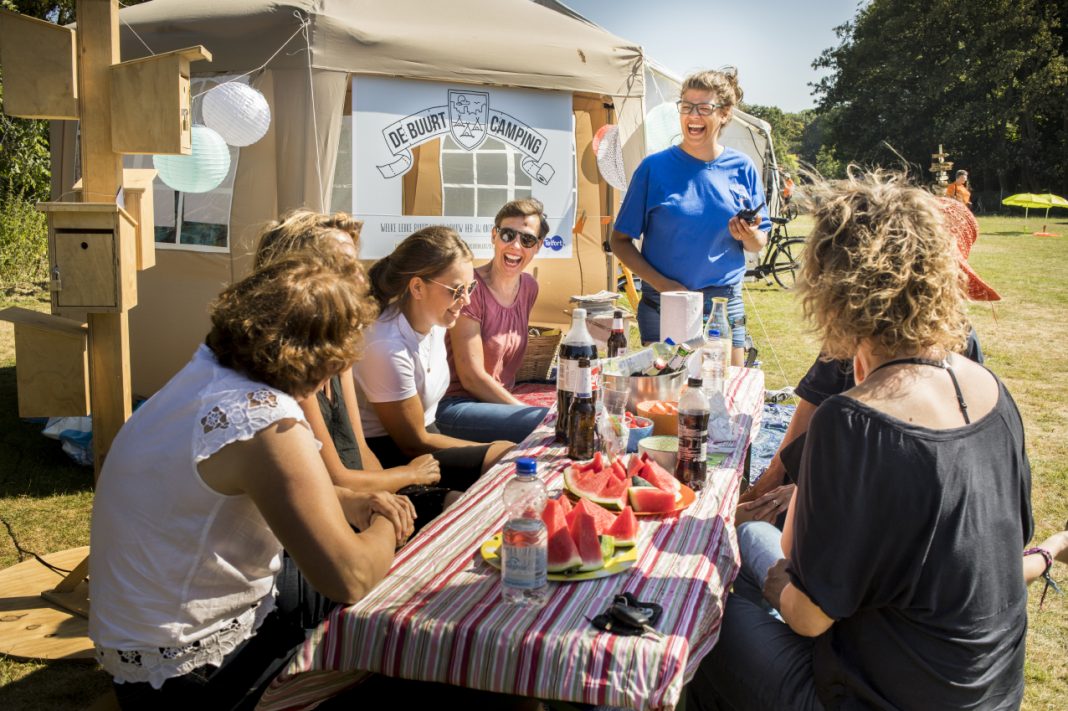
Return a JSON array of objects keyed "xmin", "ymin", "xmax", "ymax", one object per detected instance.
[{"xmin": 626, "ymin": 369, "xmax": 687, "ymax": 413}]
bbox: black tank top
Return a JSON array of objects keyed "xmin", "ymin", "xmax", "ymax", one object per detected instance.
[{"xmin": 316, "ymin": 375, "xmax": 363, "ymax": 469}]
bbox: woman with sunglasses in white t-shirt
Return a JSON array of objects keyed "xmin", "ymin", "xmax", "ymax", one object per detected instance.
[
  {"xmin": 436, "ymin": 199, "xmax": 551, "ymax": 444},
  {"xmin": 355, "ymin": 226, "xmax": 513, "ymax": 525}
]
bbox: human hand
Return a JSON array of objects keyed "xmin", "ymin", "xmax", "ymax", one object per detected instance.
[
  {"xmin": 735, "ymin": 484, "xmax": 795, "ymax": 525},
  {"xmin": 343, "ymin": 491, "xmax": 416, "ymax": 546},
  {"xmin": 763, "ymin": 557, "xmax": 791, "ymax": 611},
  {"xmin": 727, "ymin": 215, "xmax": 761, "ymax": 242},
  {"xmin": 656, "ymin": 277, "xmax": 688, "ymax": 293},
  {"xmin": 401, "ymin": 454, "xmax": 441, "ymax": 487}
]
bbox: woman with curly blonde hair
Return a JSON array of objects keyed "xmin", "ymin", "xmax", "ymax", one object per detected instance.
[{"xmin": 690, "ymin": 171, "xmax": 1033, "ymax": 710}]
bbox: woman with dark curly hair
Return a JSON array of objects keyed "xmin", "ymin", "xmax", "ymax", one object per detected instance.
[
  {"xmin": 690, "ymin": 171, "xmax": 1033, "ymax": 710},
  {"xmin": 90, "ymin": 246, "xmax": 414, "ymax": 709}
]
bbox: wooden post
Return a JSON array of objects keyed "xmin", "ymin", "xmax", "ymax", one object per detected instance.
[{"xmin": 76, "ymin": 0, "xmax": 131, "ymax": 478}]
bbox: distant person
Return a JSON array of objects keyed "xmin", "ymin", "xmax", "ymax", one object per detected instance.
[
  {"xmin": 610, "ymin": 67, "xmax": 770, "ymax": 364},
  {"xmin": 945, "ymin": 169, "xmax": 971, "ymax": 207},
  {"xmin": 438, "ymin": 199, "xmax": 550, "ymax": 444}
]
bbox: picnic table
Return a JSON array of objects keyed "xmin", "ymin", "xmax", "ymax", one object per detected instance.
[{"xmin": 258, "ymin": 367, "xmax": 765, "ymax": 711}]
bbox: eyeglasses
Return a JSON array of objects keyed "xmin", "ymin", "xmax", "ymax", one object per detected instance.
[
  {"xmin": 676, "ymin": 100, "xmax": 724, "ymax": 117},
  {"xmin": 495, "ymin": 226, "xmax": 542, "ymax": 249},
  {"xmin": 426, "ymin": 278, "xmax": 478, "ymax": 301}
]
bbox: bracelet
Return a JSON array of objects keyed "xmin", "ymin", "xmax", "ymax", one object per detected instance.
[{"xmin": 1024, "ymin": 547, "xmax": 1062, "ymax": 609}]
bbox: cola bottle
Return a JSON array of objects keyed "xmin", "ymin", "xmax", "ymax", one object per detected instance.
[
  {"xmin": 556, "ymin": 308, "xmax": 598, "ymax": 442},
  {"xmin": 606, "ymin": 310, "xmax": 628, "ymax": 358},
  {"xmin": 675, "ymin": 377, "xmax": 710, "ymax": 491},
  {"xmin": 567, "ymin": 358, "xmax": 597, "ymax": 461}
]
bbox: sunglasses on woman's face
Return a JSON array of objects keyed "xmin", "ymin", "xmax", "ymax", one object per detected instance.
[
  {"xmin": 426, "ymin": 278, "xmax": 478, "ymax": 302},
  {"xmin": 495, "ymin": 226, "xmax": 542, "ymax": 249}
]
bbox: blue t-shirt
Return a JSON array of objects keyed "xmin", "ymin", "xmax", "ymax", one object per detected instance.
[{"xmin": 616, "ymin": 145, "xmax": 771, "ymax": 290}]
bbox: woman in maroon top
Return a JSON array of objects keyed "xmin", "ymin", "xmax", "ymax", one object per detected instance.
[{"xmin": 437, "ymin": 199, "xmax": 550, "ymax": 443}]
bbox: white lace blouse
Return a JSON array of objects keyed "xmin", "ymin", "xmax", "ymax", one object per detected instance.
[{"xmin": 88, "ymin": 345, "xmax": 315, "ymax": 688}]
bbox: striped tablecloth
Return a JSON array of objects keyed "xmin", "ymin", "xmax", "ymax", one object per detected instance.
[{"xmin": 259, "ymin": 367, "xmax": 765, "ymax": 711}]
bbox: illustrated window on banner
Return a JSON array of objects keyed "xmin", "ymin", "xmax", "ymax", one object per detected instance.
[
  {"xmin": 351, "ymin": 77, "xmax": 575, "ymax": 259},
  {"xmin": 125, "ymin": 76, "xmax": 240, "ymax": 252}
]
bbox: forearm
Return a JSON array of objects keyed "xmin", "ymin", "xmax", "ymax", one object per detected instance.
[
  {"xmin": 331, "ymin": 467, "xmax": 416, "ymax": 494},
  {"xmin": 1024, "ymin": 531, "xmax": 1068, "ymax": 584},
  {"xmin": 740, "ymin": 229, "xmax": 768, "ymax": 253},
  {"xmin": 460, "ymin": 370, "xmax": 523, "ymax": 405},
  {"xmin": 610, "ymin": 231, "xmax": 679, "ymax": 293},
  {"xmin": 397, "ymin": 430, "xmax": 479, "ymax": 457},
  {"xmin": 742, "ymin": 398, "xmax": 818, "ymax": 503},
  {"xmin": 779, "ymin": 582, "xmax": 834, "ymax": 637}
]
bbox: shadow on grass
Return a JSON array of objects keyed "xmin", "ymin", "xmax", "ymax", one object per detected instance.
[
  {"xmin": 0, "ymin": 657, "xmax": 111, "ymax": 710},
  {"xmin": 0, "ymin": 366, "xmax": 91, "ymax": 499}
]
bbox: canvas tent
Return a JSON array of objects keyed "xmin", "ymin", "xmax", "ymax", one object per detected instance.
[{"xmin": 50, "ymin": 0, "xmax": 778, "ymax": 397}]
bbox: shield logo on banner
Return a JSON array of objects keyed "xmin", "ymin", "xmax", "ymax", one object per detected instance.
[{"xmin": 449, "ymin": 90, "xmax": 490, "ymax": 151}]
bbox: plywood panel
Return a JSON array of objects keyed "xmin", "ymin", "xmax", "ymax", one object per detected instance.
[
  {"xmin": 0, "ymin": 9, "xmax": 78, "ymax": 119},
  {"xmin": 54, "ymin": 232, "xmax": 117, "ymax": 309},
  {"xmin": 0, "ymin": 307, "xmax": 89, "ymax": 417}
]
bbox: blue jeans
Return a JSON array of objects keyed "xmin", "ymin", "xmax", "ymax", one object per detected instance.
[
  {"xmin": 638, "ymin": 282, "xmax": 746, "ymax": 347},
  {"xmin": 686, "ymin": 522, "xmax": 824, "ymax": 711},
  {"xmin": 434, "ymin": 396, "xmax": 548, "ymax": 444}
]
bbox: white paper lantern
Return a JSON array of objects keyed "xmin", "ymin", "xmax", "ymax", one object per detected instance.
[
  {"xmin": 644, "ymin": 102, "xmax": 682, "ymax": 155},
  {"xmin": 153, "ymin": 125, "xmax": 231, "ymax": 193},
  {"xmin": 594, "ymin": 124, "xmax": 627, "ymax": 191},
  {"xmin": 203, "ymin": 82, "xmax": 271, "ymax": 147}
]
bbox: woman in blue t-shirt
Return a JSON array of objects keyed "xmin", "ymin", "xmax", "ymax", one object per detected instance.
[{"xmin": 610, "ymin": 68, "xmax": 770, "ymax": 364}]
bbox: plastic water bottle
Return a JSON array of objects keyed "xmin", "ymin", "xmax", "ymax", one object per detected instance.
[
  {"xmin": 701, "ymin": 328, "xmax": 725, "ymax": 401},
  {"xmin": 501, "ymin": 457, "xmax": 549, "ymax": 606},
  {"xmin": 675, "ymin": 377, "xmax": 710, "ymax": 492}
]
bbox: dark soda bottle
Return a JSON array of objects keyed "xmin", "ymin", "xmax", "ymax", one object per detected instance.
[
  {"xmin": 675, "ymin": 377, "xmax": 710, "ymax": 491},
  {"xmin": 556, "ymin": 308, "xmax": 598, "ymax": 442},
  {"xmin": 567, "ymin": 358, "xmax": 596, "ymax": 461},
  {"xmin": 606, "ymin": 310, "xmax": 627, "ymax": 358}
]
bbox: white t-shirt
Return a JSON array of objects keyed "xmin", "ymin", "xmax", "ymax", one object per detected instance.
[{"xmin": 355, "ymin": 307, "xmax": 450, "ymax": 438}]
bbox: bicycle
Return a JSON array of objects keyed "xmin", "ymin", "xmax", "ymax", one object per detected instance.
[{"xmin": 745, "ymin": 215, "xmax": 804, "ymax": 289}]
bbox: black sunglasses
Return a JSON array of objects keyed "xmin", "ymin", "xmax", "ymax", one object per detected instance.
[{"xmin": 495, "ymin": 226, "xmax": 542, "ymax": 249}]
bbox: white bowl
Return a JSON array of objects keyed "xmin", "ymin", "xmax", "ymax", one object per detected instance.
[{"xmin": 638, "ymin": 435, "xmax": 678, "ymax": 472}]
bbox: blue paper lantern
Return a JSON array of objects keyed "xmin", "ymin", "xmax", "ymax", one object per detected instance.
[
  {"xmin": 644, "ymin": 102, "xmax": 681, "ymax": 155},
  {"xmin": 153, "ymin": 125, "xmax": 231, "ymax": 193}
]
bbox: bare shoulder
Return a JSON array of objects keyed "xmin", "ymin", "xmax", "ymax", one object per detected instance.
[{"xmin": 198, "ymin": 418, "xmax": 319, "ymax": 495}]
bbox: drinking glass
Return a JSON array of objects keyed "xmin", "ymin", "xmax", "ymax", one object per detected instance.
[{"xmin": 599, "ymin": 373, "xmax": 630, "ymax": 459}]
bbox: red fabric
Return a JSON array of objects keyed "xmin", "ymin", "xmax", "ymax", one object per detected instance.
[{"xmin": 511, "ymin": 383, "xmax": 557, "ymax": 409}]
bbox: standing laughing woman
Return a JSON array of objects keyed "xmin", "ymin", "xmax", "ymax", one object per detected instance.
[
  {"xmin": 610, "ymin": 68, "xmax": 770, "ymax": 364},
  {"xmin": 355, "ymin": 226, "xmax": 513, "ymax": 522}
]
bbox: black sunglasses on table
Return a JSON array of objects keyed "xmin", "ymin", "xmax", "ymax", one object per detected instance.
[{"xmin": 495, "ymin": 226, "xmax": 542, "ymax": 249}]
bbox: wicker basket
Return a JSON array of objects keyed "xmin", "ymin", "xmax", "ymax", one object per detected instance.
[{"xmin": 515, "ymin": 326, "xmax": 561, "ymax": 383}]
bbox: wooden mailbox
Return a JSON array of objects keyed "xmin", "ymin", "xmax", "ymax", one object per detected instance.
[
  {"xmin": 38, "ymin": 202, "xmax": 138, "ymax": 316},
  {"xmin": 72, "ymin": 169, "xmax": 158, "ymax": 271},
  {"xmin": 0, "ymin": 307, "xmax": 89, "ymax": 418},
  {"xmin": 109, "ymin": 45, "xmax": 212, "ymax": 155},
  {"xmin": 0, "ymin": 9, "xmax": 78, "ymax": 119}
]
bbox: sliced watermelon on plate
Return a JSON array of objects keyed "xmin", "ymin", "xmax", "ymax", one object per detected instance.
[
  {"xmin": 606, "ymin": 505, "xmax": 638, "ymax": 546},
  {"xmin": 609, "ymin": 458, "xmax": 628, "ymax": 482},
  {"xmin": 545, "ymin": 500, "xmax": 582, "ymax": 573},
  {"xmin": 566, "ymin": 497, "xmax": 617, "ymax": 536},
  {"xmin": 626, "ymin": 454, "xmax": 645, "ymax": 478},
  {"xmin": 639, "ymin": 460, "xmax": 682, "ymax": 494},
  {"xmin": 628, "ymin": 486, "xmax": 677, "ymax": 514},
  {"xmin": 569, "ymin": 507, "xmax": 605, "ymax": 572},
  {"xmin": 563, "ymin": 466, "xmax": 612, "ymax": 499},
  {"xmin": 591, "ymin": 475, "xmax": 628, "ymax": 510}
]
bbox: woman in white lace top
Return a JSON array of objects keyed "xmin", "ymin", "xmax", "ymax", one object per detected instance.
[{"xmin": 89, "ymin": 246, "xmax": 415, "ymax": 708}]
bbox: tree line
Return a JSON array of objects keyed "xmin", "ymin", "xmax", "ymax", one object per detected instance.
[{"xmin": 745, "ymin": 0, "xmax": 1066, "ymax": 210}]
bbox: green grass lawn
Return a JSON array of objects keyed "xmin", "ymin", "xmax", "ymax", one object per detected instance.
[{"xmin": 0, "ymin": 214, "xmax": 1066, "ymax": 708}]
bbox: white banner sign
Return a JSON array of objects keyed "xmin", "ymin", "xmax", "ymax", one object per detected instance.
[{"xmin": 352, "ymin": 77, "xmax": 575, "ymax": 259}]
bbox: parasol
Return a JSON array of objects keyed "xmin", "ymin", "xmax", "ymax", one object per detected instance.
[{"xmin": 1001, "ymin": 193, "xmax": 1068, "ymax": 236}]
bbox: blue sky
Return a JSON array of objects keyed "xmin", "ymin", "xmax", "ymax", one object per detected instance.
[{"xmin": 563, "ymin": 0, "xmax": 865, "ymax": 112}]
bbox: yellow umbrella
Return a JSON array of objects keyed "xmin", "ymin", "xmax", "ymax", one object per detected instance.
[{"xmin": 1001, "ymin": 193, "xmax": 1068, "ymax": 235}]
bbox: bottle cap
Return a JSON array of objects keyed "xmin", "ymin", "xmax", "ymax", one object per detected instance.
[
  {"xmin": 664, "ymin": 337, "xmax": 675, "ymax": 345},
  {"xmin": 688, "ymin": 377, "xmax": 702, "ymax": 387},
  {"xmin": 708, "ymin": 328, "xmax": 720, "ymax": 338},
  {"xmin": 573, "ymin": 308, "xmax": 586, "ymax": 319},
  {"xmin": 516, "ymin": 457, "xmax": 537, "ymax": 476},
  {"xmin": 613, "ymin": 309, "xmax": 623, "ymax": 319}
]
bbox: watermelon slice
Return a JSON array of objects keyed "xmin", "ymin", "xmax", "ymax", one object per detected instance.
[
  {"xmin": 556, "ymin": 494, "xmax": 573, "ymax": 515},
  {"xmin": 590, "ymin": 475, "xmax": 628, "ymax": 510},
  {"xmin": 569, "ymin": 508, "xmax": 605, "ymax": 572},
  {"xmin": 545, "ymin": 500, "xmax": 582, "ymax": 573},
  {"xmin": 640, "ymin": 460, "xmax": 682, "ymax": 495},
  {"xmin": 606, "ymin": 505, "xmax": 638, "ymax": 546},
  {"xmin": 599, "ymin": 534, "xmax": 616, "ymax": 560},
  {"xmin": 628, "ymin": 487, "xmax": 677, "ymax": 514},
  {"xmin": 626, "ymin": 454, "xmax": 645, "ymax": 478},
  {"xmin": 566, "ymin": 497, "xmax": 617, "ymax": 536},
  {"xmin": 609, "ymin": 458, "xmax": 628, "ymax": 482},
  {"xmin": 576, "ymin": 451, "xmax": 604, "ymax": 473},
  {"xmin": 563, "ymin": 465, "xmax": 611, "ymax": 499},
  {"xmin": 631, "ymin": 475, "xmax": 655, "ymax": 487}
]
